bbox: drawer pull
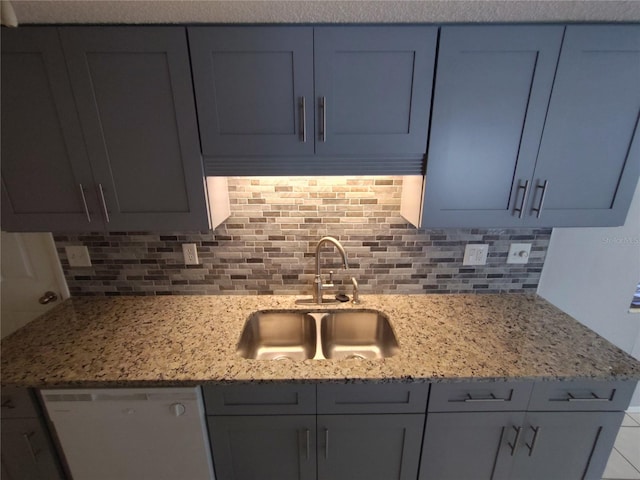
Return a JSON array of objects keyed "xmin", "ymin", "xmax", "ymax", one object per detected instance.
[
  {"xmin": 507, "ymin": 426, "xmax": 521, "ymax": 456},
  {"xmin": 525, "ymin": 426, "xmax": 540, "ymax": 456},
  {"xmin": 1, "ymin": 398, "xmax": 16, "ymax": 409},
  {"xmin": 464, "ymin": 393, "xmax": 507, "ymax": 403},
  {"xmin": 567, "ymin": 391, "xmax": 612, "ymax": 402}
]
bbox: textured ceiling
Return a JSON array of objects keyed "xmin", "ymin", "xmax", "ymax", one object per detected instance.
[{"xmin": 7, "ymin": 0, "xmax": 640, "ymax": 25}]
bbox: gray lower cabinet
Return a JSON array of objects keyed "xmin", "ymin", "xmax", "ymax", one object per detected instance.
[
  {"xmin": 0, "ymin": 389, "xmax": 64, "ymax": 480},
  {"xmin": 418, "ymin": 24, "xmax": 640, "ymax": 228},
  {"xmin": 1, "ymin": 26, "xmax": 209, "ymax": 232},
  {"xmin": 204, "ymin": 383, "xmax": 428, "ymax": 480},
  {"xmin": 317, "ymin": 414, "xmax": 424, "ymax": 480},
  {"xmin": 420, "ymin": 411, "xmax": 525, "ymax": 480},
  {"xmin": 189, "ymin": 26, "xmax": 436, "ymax": 175},
  {"xmin": 419, "ymin": 381, "xmax": 636, "ymax": 480},
  {"xmin": 420, "ymin": 411, "xmax": 623, "ymax": 480},
  {"xmin": 511, "ymin": 411, "xmax": 623, "ymax": 480},
  {"xmin": 208, "ymin": 415, "xmax": 316, "ymax": 480}
]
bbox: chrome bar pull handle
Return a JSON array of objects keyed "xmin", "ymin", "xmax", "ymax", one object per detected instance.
[
  {"xmin": 567, "ymin": 392, "xmax": 610, "ymax": 402},
  {"xmin": 324, "ymin": 428, "xmax": 329, "ymax": 459},
  {"xmin": 305, "ymin": 429, "xmax": 310, "ymax": 459},
  {"xmin": 531, "ymin": 180, "xmax": 548, "ymax": 218},
  {"xmin": 97, "ymin": 183, "xmax": 110, "ymax": 223},
  {"xmin": 320, "ymin": 96, "xmax": 327, "ymax": 142},
  {"xmin": 78, "ymin": 184, "xmax": 91, "ymax": 223},
  {"xmin": 464, "ymin": 393, "xmax": 506, "ymax": 403},
  {"xmin": 512, "ymin": 180, "xmax": 529, "ymax": 218},
  {"xmin": 22, "ymin": 432, "xmax": 38, "ymax": 463},
  {"xmin": 526, "ymin": 426, "xmax": 540, "ymax": 456},
  {"xmin": 508, "ymin": 426, "xmax": 521, "ymax": 456},
  {"xmin": 299, "ymin": 97, "xmax": 307, "ymax": 143}
]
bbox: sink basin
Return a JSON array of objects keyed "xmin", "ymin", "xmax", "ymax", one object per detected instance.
[
  {"xmin": 237, "ymin": 311, "xmax": 317, "ymax": 360},
  {"xmin": 320, "ymin": 311, "xmax": 399, "ymax": 360}
]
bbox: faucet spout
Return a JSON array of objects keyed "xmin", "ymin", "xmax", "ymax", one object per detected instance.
[
  {"xmin": 313, "ymin": 236, "xmax": 349, "ymax": 304},
  {"xmin": 315, "ymin": 236, "xmax": 349, "ymax": 273}
]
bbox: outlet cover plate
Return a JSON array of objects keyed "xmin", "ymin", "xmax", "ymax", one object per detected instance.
[
  {"xmin": 65, "ymin": 246, "xmax": 92, "ymax": 267},
  {"xmin": 463, "ymin": 244, "xmax": 489, "ymax": 266},
  {"xmin": 507, "ymin": 243, "xmax": 532, "ymax": 264},
  {"xmin": 182, "ymin": 243, "xmax": 199, "ymax": 265}
]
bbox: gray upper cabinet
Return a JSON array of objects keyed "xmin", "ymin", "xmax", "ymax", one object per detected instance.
[
  {"xmin": 1, "ymin": 26, "xmax": 209, "ymax": 232},
  {"xmin": 59, "ymin": 27, "xmax": 209, "ymax": 231},
  {"xmin": 419, "ymin": 24, "xmax": 640, "ymax": 228},
  {"xmin": 527, "ymin": 25, "xmax": 640, "ymax": 227},
  {"xmin": 189, "ymin": 27, "xmax": 314, "ymax": 158},
  {"xmin": 313, "ymin": 27, "xmax": 435, "ymax": 158},
  {"xmin": 189, "ymin": 26, "xmax": 436, "ymax": 175},
  {"xmin": 420, "ymin": 25, "xmax": 564, "ymax": 228},
  {"xmin": 1, "ymin": 28, "xmax": 97, "ymax": 232}
]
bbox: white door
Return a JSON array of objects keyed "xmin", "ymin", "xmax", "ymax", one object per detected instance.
[{"xmin": 1, "ymin": 232, "xmax": 69, "ymax": 338}]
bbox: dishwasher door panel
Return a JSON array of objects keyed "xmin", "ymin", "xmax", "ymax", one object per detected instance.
[{"xmin": 41, "ymin": 387, "xmax": 214, "ymax": 480}]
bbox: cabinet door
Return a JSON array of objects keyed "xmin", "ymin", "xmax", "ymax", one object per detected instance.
[
  {"xmin": 512, "ymin": 411, "xmax": 624, "ymax": 480},
  {"xmin": 189, "ymin": 27, "xmax": 314, "ymax": 160},
  {"xmin": 1, "ymin": 418, "xmax": 63, "ymax": 480},
  {"xmin": 419, "ymin": 411, "xmax": 525, "ymax": 480},
  {"xmin": 208, "ymin": 415, "xmax": 316, "ymax": 480},
  {"xmin": 526, "ymin": 25, "xmax": 640, "ymax": 227},
  {"xmin": 317, "ymin": 414, "xmax": 424, "ymax": 480},
  {"xmin": 314, "ymin": 27, "xmax": 436, "ymax": 159},
  {"xmin": 59, "ymin": 27, "xmax": 209, "ymax": 231},
  {"xmin": 421, "ymin": 26, "xmax": 563, "ymax": 227},
  {"xmin": 1, "ymin": 28, "xmax": 98, "ymax": 232}
]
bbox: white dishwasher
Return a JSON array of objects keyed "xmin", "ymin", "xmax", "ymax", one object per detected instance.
[{"xmin": 41, "ymin": 387, "xmax": 215, "ymax": 480}]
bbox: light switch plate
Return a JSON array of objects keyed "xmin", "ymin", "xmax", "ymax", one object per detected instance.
[
  {"xmin": 463, "ymin": 244, "xmax": 489, "ymax": 266},
  {"xmin": 507, "ymin": 243, "xmax": 532, "ymax": 264},
  {"xmin": 65, "ymin": 246, "xmax": 92, "ymax": 267}
]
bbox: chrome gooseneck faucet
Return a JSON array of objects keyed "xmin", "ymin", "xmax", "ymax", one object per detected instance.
[{"xmin": 314, "ymin": 236, "xmax": 349, "ymax": 304}]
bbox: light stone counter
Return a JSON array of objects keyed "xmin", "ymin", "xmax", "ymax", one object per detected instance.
[{"xmin": 2, "ymin": 294, "xmax": 640, "ymax": 388}]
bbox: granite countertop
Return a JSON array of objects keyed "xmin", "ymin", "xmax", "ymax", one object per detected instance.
[{"xmin": 2, "ymin": 294, "xmax": 640, "ymax": 388}]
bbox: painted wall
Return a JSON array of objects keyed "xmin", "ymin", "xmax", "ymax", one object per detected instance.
[{"xmin": 538, "ymin": 178, "xmax": 640, "ymax": 407}]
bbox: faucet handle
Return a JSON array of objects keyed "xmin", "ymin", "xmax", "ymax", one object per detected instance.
[{"xmin": 328, "ymin": 270, "xmax": 334, "ymax": 284}]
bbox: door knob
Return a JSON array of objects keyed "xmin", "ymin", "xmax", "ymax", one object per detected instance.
[{"xmin": 39, "ymin": 291, "xmax": 58, "ymax": 305}]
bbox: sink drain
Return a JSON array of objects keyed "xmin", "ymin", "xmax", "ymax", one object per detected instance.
[
  {"xmin": 344, "ymin": 354, "xmax": 367, "ymax": 360},
  {"xmin": 272, "ymin": 355, "xmax": 295, "ymax": 361}
]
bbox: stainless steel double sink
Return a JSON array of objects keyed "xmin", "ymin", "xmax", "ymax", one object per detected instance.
[{"xmin": 236, "ymin": 310, "xmax": 399, "ymax": 361}]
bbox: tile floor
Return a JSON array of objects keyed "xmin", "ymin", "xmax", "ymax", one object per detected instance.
[{"xmin": 603, "ymin": 412, "xmax": 640, "ymax": 479}]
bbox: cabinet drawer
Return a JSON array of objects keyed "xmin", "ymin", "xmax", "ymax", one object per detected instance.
[
  {"xmin": 528, "ymin": 380, "xmax": 637, "ymax": 411},
  {"xmin": 428, "ymin": 382, "xmax": 533, "ymax": 412},
  {"xmin": 0, "ymin": 388, "xmax": 39, "ymax": 419},
  {"xmin": 203, "ymin": 384, "xmax": 316, "ymax": 415},
  {"xmin": 317, "ymin": 383, "xmax": 429, "ymax": 414}
]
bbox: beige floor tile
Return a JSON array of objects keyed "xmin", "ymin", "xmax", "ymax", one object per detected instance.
[
  {"xmin": 622, "ymin": 414, "xmax": 640, "ymax": 427},
  {"xmin": 603, "ymin": 449, "xmax": 640, "ymax": 480},
  {"xmin": 614, "ymin": 427, "xmax": 640, "ymax": 471}
]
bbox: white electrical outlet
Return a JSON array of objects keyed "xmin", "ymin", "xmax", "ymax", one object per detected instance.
[
  {"xmin": 463, "ymin": 244, "xmax": 489, "ymax": 266},
  {"xmin": 182, "ymin": 243, "xmax": 199, "ymax": 265},
  {"xmin": 65, "ymin": 246, "xmax": 92, "ymax": 267},
  {"xmin": 507, "ymin": 243, "xmax": 532, "ymax": 264}
]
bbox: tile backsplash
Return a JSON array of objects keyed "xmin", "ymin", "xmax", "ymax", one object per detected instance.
[{"xmin": 54, "ymin": 177, "xmax": 551, "ymax": 296}]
